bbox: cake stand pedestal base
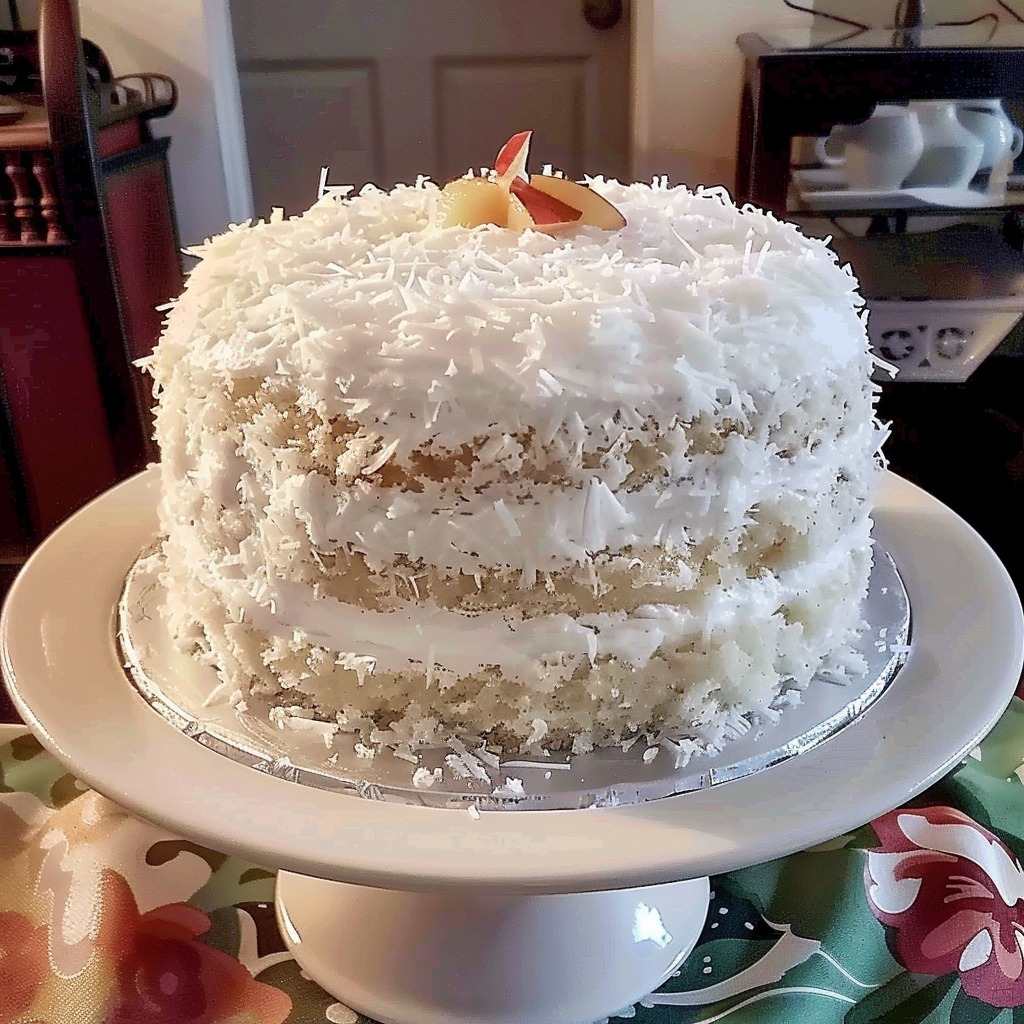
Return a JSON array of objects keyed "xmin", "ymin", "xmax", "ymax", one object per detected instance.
[{"xmin": 275, "ymin": 872, "xmax": 711, "ymax": 1024}]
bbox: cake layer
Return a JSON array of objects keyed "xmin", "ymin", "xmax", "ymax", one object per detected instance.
[{"xmin": 158, "ymin": 529, "xmax": 871, "ymax": 755}]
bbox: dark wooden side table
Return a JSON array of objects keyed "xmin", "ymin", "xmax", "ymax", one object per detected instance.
[
  {"xmin": 1, "ymin": 0, "xmax": 182, "ymax": 618},
  {"xmin": 735, "ymin": 26, "xmax": 1024, "ymax": 610},
  {"xmin": 736, "ymin": 25, "xmax": 1024, "ymax": 216}
]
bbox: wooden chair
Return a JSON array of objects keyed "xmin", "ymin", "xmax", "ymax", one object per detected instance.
[{"xmin": 0, "ymin": 0, "xmax": 182, "ymax": 602}]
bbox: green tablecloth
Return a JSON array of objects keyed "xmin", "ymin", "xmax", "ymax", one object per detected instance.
[{"xmin": 3, "ymin": 704, "xmax": 1024, "ymax": 1024}]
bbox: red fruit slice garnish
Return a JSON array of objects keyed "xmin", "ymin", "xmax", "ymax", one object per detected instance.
[
  {"xmin": 494, "ymin": 131, "xmax": 533, "ymax": 179},
  {"xmin": 494, "ymin": 131, "xmax": 584, "ymax": 225},
  {"xmin": 510, "ymin": 178, "xmax": 582, "ymax": 225}
]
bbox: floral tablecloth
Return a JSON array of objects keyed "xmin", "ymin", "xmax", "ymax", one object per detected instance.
[{"xmin": 4, "ymin": 703, "xmax": 1024, "ymax": 1024}]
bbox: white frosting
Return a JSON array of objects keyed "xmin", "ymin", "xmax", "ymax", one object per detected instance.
[{"xmin": 146, "ymin": 177, "xmax": 884, "ymax": 753}]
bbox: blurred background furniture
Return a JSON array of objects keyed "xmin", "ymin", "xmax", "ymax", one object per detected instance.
[
  {"xmin": 1, "ymin": 0, "xmax": 182, "ymax": 613},
  {"xmin": 735, "ymin": 21, "xmax": 1024, "ymax": 595},
  {"xmin": 737, "ymin": 26, "xmax": 1024, "ymax": 217},
  {"xmin": 735, "ymin": 24, "xmax": 1024, "ymax": 378}
]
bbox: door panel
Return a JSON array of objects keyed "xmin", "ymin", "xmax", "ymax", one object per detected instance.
[
  {"xmin": 230, "ymin": 0, "xmax": 631, "ymax": 217},
  {"xmin": 239, "ymin": 62, "xmax": 384, "ymax": 216},
  {"xmin": 436, "ymin": 58, "xmax": 588, "ymax": 181}
]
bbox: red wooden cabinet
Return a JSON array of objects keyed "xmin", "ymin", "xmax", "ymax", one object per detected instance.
[{"xmin": 1, "ymin": 0, "xmax": 182, "ymax": 601}]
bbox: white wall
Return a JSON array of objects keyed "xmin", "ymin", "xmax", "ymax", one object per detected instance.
[
  {"xmin": 78, "ymin": 0, "xmax": 248, "ymax": 248},
  {"xmin": 633, "ymin": 0, "xmax": 811, "ymax": 191},
  {"xmin": 813, "ymin": 0, "xmax": 1007, "ymax": 27}
]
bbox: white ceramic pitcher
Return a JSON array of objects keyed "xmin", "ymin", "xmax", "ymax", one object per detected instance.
[
  {"xmin": 903, "ymin": 100, "xmax": 985, "ymax": 189},
  {"xmin": 957, "ymin": 99, "xmax": 1024, "ymax": 172},
  {"xmin": 815, "ymin": 104, "xmax": 924, "ymax": 191}
]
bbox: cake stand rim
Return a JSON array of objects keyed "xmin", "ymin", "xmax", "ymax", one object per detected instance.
[{"xmin": 2, "ymin": 468, "xmax": 1021, "ymax": 895}]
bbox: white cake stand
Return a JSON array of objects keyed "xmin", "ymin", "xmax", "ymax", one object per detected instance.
[{"xmin": 3, "ymin": 471, "xmax": 1022, "ymax": 1024}]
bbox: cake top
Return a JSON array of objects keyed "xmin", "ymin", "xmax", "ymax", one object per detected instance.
[
  {"xmin": 150, "ymin": 173, "xmax": 868, "ymax": 461},
  {"xmin": 147, "ymin": 149, "xmax": 878, "ymax": 586}
]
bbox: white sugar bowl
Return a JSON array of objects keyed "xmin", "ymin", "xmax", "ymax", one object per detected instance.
[
  {"xmin": 904, "ymin": 100, "xmax": 985, "ymax": 188},
  {"xmin": 957, "ymin": 99, "xmax": 1024, "ymax": 172},
  {"xmin": 815, "ymin": 104, "xmax": 924, "ymax": 191}
]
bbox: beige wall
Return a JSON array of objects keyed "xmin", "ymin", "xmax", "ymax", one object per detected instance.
[
  {"xmin": 77, "ymin": 0, "xmax": 247, "ymax": 248},
  {"xmin": 633, "ymin": 0, "xmax": 811, "ymax": 191},
  {"xmin": 12, "ymin": 0, "xmax": 238, "ymax": 244},
  {"xmin": 813, "ymin": 0, "xmax": 1006, "ymax": 26}
]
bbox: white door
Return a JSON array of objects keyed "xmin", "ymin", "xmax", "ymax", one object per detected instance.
[{"xmin": 229, "ymin": 0, "xmax": 631, "ymax": 218}]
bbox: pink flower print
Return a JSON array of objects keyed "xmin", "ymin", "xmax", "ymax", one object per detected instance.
[
  {"xmin": 99, "ymin": 870, "xmax": 290, "ymax": 1024},
  {"xmin": 866, "ymin": 806, "xmax": 1024, "ymax": 1008}
]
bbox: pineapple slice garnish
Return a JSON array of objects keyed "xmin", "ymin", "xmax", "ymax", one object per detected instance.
[
  {"xmin": 436, "ymin": 131, "xmax": 626, "ymax": 233},
  {"xmin": 435, "ymin": 177, "xmax": 510, "ymax": 229}
]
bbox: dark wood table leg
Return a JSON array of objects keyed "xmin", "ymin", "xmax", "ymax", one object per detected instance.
[
  {"xmin": 747, "ymin": 104, "xmax": 792, "ymax": 217},
  {"xmin": 735, "ymin": 69, "xmax": 756, "ymax": 202}
]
